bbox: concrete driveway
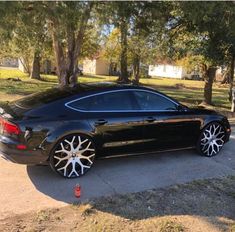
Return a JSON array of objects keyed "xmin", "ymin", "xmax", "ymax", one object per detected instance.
[{"xmin": 0, "ymin": 127, "xmax": 235, "ymax": 220}]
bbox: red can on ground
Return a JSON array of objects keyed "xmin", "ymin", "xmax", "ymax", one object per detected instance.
[{"xmin": 74, "ymin": 184, "xmax": 81, "ymax": 198}]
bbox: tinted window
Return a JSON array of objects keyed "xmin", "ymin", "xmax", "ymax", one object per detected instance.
[
  {"xmin": 10, "ymin": 86, "xmax": 84, "ymax": 110},
  {"xmin": 68, "ymin": 91, "xmax": 136, "ymax": 111},
  {"xmin": 133, "ymin": 91, "xmax": 177, "ymax": 111}
]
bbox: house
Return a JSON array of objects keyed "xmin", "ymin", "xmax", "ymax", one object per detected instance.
[
  {"xmin": 83, "ymin": 58, "xmax": 110, "ymax": 75},
  {"xmin": 18, "ymin": 58, "xmax": 56, "ymax": 74},
  {"xmin": 0, "ymin": 58, "xmax": 18, "ymax": 67},
  {"xmin": 148, "ymin": 64, "xmax": 201, "ymax": 80}
]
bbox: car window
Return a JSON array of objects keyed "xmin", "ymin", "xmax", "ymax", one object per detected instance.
[
  {"xmin": 133, "ymin": 91, "xmax": 177, "ymax": 111},
  {"xmin": 68, "ymin": 91, "xmax": 137, "ymax": 111},
  {"xmin": 10, "ymin": 86, "xmax": 84, "ymax": 110}
]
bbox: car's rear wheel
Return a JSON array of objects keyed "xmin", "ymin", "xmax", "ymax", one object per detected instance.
[
  {"xmin": 49, "ymin": 134, "xmax": 96, "ymax": 178},
  {"xmin": 197, "ymin": 122, "xmax": 225, "ymax": 157}
]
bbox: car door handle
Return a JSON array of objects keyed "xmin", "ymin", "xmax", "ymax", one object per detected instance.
[
  {"xmin": 95, "ymin": 119, "xmax": 108, "ymax": 126},
  {"xmin": 145, "ymin": 117, "xmax": 156, "ymax": 123}
]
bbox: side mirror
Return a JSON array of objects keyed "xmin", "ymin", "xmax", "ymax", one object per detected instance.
[{"xmin": 177, "ymin": 104, "xmax": 188, "ymax": 112}]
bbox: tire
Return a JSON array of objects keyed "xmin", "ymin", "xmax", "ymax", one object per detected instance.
[
  {"xmin": 49, "ymin": 134, "xmax": 96, "ymax": 178},
  {"xmin": 197, "ymin": 122, "xmax": 226, "ymax": 157}
]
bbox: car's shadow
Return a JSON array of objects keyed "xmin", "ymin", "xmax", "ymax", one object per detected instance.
[
  {"xmin": 26, "ymin": 138, "xmax": 235, "ymax": 230},
  {"xmin": 26, "ymin": 138, "xmax": 235, "ymax": 204}
]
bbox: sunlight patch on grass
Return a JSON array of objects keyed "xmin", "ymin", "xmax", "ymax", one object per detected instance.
[{"xmin": 0, "ymin": 68, "xmax": 29, "ymax": 79}]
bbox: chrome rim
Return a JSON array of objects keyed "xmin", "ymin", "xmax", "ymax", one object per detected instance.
[
  {"xmin": 52, "ymin": 135, "xmax": 95, "ymax": 177},
  {"xmin": 200, "ymin": 124, "xmax": 225, "ymax": 156}
]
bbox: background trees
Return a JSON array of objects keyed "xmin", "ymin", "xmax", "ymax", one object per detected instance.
[
  {"xmin": 0, "ymin": 2, "xmax": 50, "ymax": 79},
  {"xmin": 0, "ymin": 1, "xmax": 235, "ymax": 108},
  {"xmin": 162, "ymin": 1, "xmax": 235, "ymax": 105},
  {"xmin": 44, "ymin": 1, "xmax": 95, "ymax": 86}
]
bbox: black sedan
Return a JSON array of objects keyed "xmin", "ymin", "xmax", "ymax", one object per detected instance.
[{"xmin": 0, "ymin": 82, "xmax": 231, "ymax": 178}]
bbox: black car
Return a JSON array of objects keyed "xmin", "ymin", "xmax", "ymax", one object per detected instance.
[{"xmin": 0, "ymin": 82, "xmax": 231, "ymax": 178}]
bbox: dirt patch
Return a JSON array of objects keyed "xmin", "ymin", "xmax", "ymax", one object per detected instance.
[{"xmin": 0, "ymin": 176, "xmax": 235, "ymax": 232}]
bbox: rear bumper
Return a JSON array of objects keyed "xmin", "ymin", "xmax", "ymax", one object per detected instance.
[{"xmin": 0, "ymin": 135, "xmax": 48, "ymax": 165}]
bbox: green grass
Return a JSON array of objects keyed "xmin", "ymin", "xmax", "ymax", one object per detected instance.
[
  {"xmin": 141, "ymin": 77, "xmax": 231, "ymax": 111},
  {"xmin": 0, "ymin": 77, "xmax": 55, "ymax": 102},
  {"xmin": 0, "ymin": 69, "xmax": 115, "ymax": 101},
  {"xmin": 0, "ymin": 68, "xmax": 232, "ymax": 113}
]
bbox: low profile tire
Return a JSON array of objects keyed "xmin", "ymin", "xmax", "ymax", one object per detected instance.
[
  {"xmin": 197, "ymin": 122, "xmax": 226, "ymax": 157},
  {"xmin": 49, "ymin": 134, "xmax": 96, "ymax": 178}
]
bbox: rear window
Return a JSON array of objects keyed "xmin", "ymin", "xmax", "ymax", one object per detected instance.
[{"xmin": 9, "ymin": 87, "xmax": 83, "ymax": 110}]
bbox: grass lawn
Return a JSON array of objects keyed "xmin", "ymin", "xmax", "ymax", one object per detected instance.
[
  {"xmin": 0, "ymin": 68, "xmax": 232, "ymax": 113},
  {"xmin": 1, "ymin": 176, "xmax": 234, "ymax": 232}
]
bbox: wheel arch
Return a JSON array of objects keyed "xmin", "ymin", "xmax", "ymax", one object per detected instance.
[
  {"xmin": 200, "ymin": 114, "xmax": 226, "ymax": 131},
  {"xmin": 41, "ymin": 122, "xmax": 97, "ymax": 159}
]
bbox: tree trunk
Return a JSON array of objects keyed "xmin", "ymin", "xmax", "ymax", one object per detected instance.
[
  {"xmin": 51, "ymin": 24, "xmax": 77, "ymax": 87},
  {"xmin": 133, "ymin": 55, "xmax": 140, "ymax": 84},
  {"xmin": 203, "ymin": 65, "xmax": 216, "ymax": 105},
  {"xmin": 221, "ymin": 69, "xmax": 229, "ymax": 84},
  {"xmin": 118, "ymin": 17, "xmax": 129, "ymax": 83},
  {"xmin": 30, "ymin": 52, "xmax": 41, "ymax": 80},
  {"xmin": 51, "ymin": 23, "xmax": 68, "ymax": 86},
  {"xmin": 229, "ymin": 55, "xmax": 235, "ymax": 101},
  {"xmin": 19, "ymin": 56, "xmax": 31, "ymax": 74},
  {"xmin": 48, "ymin": 2, "xmax": 93, "ymax": 87},
  {"xmin": 66, "ymin": 23, "xmax": 77, "ymax": 87}
]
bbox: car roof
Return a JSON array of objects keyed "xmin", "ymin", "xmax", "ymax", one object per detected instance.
[
  {"xmin": 79, "ymin": 82, "xmax": 155, "ymax": 92},
  {"xmin": 78, "ymin": 82, "xmax": 179, "ymax": 105},
  {"xmin": 8, "ymin": 82, "xmax": 180, "ymax": 117},
  {"xmin": 9, "ymin": 82, "xmax": 170, "ymax": 113}
]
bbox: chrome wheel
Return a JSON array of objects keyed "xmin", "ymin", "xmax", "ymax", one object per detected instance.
[
  {"xmin": 199, "ymin": 123, "xmax": 225, "ymax": 157},
  {"xmin": 50, "ymin": 134, "xmax": 95, "ymax": 178}
]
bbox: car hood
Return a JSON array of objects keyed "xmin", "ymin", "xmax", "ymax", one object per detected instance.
[{"xmin": 189, "ymin": 107, "xmax": 218, "ymax": 115}]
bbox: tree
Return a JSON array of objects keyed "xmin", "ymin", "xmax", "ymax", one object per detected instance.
[
  {"xmin": 168, "ymin": 1, "xmax": 235, "ymax": 105},
  {"xmin": 102, "ymin": 28, "xmax": 121, "ymax": 64},
  {"xmin": 100, "ymin": 2, "xmax": 172, "ymax": 83},
  {"xmin": 43, "ymin": 1, "xmax": 94, "ymax": 87},
  {"xmin": 80, "ymin": 23, "xmax": 102, "ymax": 60},
  {"xmin": 0, "ymin": 2, "xmax": 50, "ymax": 79},
  {"xmin": 99, "ymin": 2, "xmax": 134, "ymax": 83},
  {"xmin": 111, "ymin": 2, "xmax": 133, "ymax": 83},
  {"xmin": 128, "ymin": 2, "xmax": 172, "ymax": 84}
]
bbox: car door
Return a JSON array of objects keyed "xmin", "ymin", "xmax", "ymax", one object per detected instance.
[
  {"xmin": 68, "ymin": 90, "xmax": 146, "ymax": 156},
  {"xmin": 132, "ymin": 90, "xmax": 202, "ymax": 151}
]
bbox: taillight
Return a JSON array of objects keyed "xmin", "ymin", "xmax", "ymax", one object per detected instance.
[
  {"xmin": 16, "ymin": 144, "xmax": 27, "ymax": 150},
  {"xmin": 0, "ymin": 117, "xmax": 21, "ymax": 135}
]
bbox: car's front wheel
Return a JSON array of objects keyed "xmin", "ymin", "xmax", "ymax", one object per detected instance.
[
  {"xmin": 49, "ymin": 134, "xmax": 96, "ymax": 178},
  {"xmin": 197, "ymin": 122, "xmax": 225, "ymax": 157}
]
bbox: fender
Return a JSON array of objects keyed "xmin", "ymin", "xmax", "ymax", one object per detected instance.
[
  {"xmin": 40, "ymin": 120, "xmax": 94, "ymax": 157},
  {"xmin": 201, "ymin": 114, "xmax": 226, "ymax": 130}
]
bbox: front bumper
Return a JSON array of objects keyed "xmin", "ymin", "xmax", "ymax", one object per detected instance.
[
  {"xmin": 0, "ymin": 135, "xmax": 48, "ymax": 165},
  {"xmin": 225, "ymin": 128, "xmax": 231, "ymax": 143}
]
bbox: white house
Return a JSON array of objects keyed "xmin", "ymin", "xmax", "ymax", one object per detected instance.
[
  {"xmin": 148, "ymin": 64, "xmax": 188, "ymax": 79},
  {"xmin": 83, "ymin": 58, "xmax": 110, "ymax": 75},
  {"xmin": 0, "ymin": 58, "xmax": 18, "ymax": 67}
]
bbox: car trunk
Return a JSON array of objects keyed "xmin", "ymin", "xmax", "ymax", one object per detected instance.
[
  {"xmin": 0, "ymin": 102, "xmax": 22, "ymax": 139},
  {"xmin": 0, "ymin": 102, "xmax": 19, "ymax": 120}
]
